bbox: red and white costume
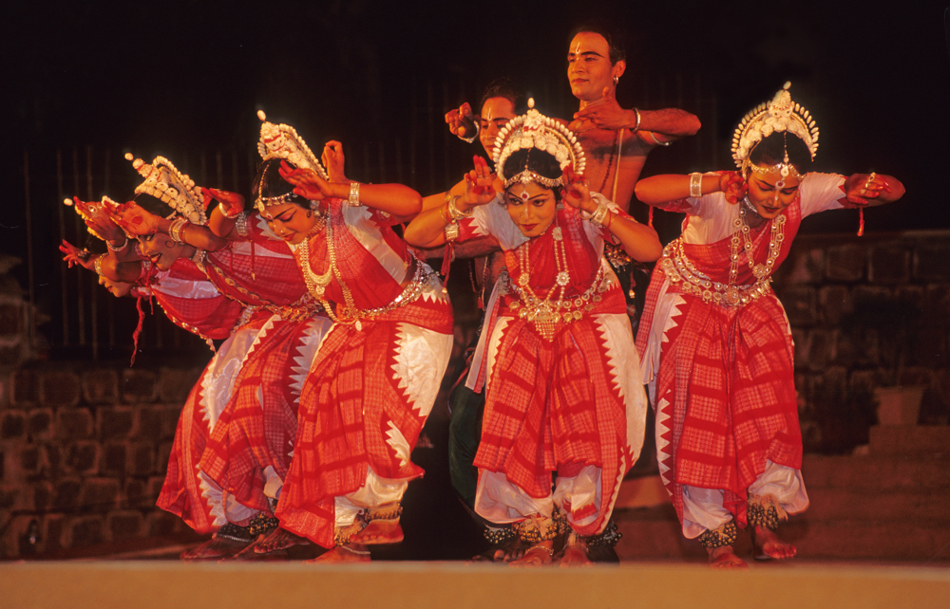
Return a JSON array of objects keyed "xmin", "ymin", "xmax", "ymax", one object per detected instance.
[
  {"xmin": 636, "ymin": 172, "xmax": 848, "ymax": 538},
  {"xmin": 276, "ymin": 201, "xmax": 454, "ymax": 548},
  {"xmin": 459, "ymin": 194, "xmax": 647, "ymax": 537},
  {"xmin": 158, "ymin": 217, "xmax": 330, "ymax": 533}
]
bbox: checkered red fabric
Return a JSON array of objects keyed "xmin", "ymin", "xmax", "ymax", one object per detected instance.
[
  {"xmin": 199, "ymin": 317, "xmax": 325, "ymax": 515},
  {"xmin": 149, "ymin": 260, "xmax": 244, "ymax": 340},
  {"xmin": 277, "ymin": 296, "xmax": 452, "ymax": 547},
  {"xmin": 300, "ymin": 208, "xmax": 417, "ymax": 310},
  {"xmin": 473, "ymin": 304, "xmax": 631, "ymax": 536},
  {"xmin": 156, "ymin": 367, "xmax": 219, "ymax": 533},
  {"xmin": 636, "ymin": 200, "xmax": 805, "ymax": 528}
]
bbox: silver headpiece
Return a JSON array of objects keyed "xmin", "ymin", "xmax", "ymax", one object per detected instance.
[
  {"xmin": 256, "ymin": 110, "xmax": 328, "ymax": 212},
  {"xmin": 493, "ymin": 99, "xmax": 586, "ymax": 189},
  {"xmin": 731, "ymin": 82, "xmax": 819, "ymax": 184},
  {"xmin": 125, "ymin": 153, "xmax": 207, "ymax": 225}
]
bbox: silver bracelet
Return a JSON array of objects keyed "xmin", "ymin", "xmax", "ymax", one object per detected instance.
[
  {"xmin": 235, "ymin": 211, "xmax": 250, "ymax": 237},
  {"xmin": 458, "ymin": 121, "xmax": 479, "ymax": 144},
  {"xmin": 689, "ymin": 172, "xmax": 704, "ymax": 198},
  {"xmin": 650, "ymin": 131, "xmax": 671, "ymax": 147},
  {"xmin": 168, "ymin": 217, "xmax": 188, "ymax": 243},
  {"xmin": 631, "ymin": 108, "xmax": 642, "ymax": 131},
  {"xmin": 94, "ymin": 255, "xmax": 104, "ymax": 276},
  {"xmin": 446, "ymin": 195, "xmax": 472, "ymax": 220},
  {"xmin": 347, "ymin": 182, "xmax": 361, "ymax": 207},
  {"xmin": 106, "ymin": 237, "xmax": 128, "ymax": 251},
  {"xmin": 589, "ymin": 201, "xmax": 611, "ymax": 226}
]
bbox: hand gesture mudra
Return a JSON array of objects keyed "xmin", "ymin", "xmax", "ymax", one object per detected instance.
[
  {"xmin": 278, "ymin": 161, "xmax": 333, "ymax": 201},
  {"xmin": 719, "ymin": 172, "xmax": 748, "ymax": 204},
  {"xmin": 202, "ymin": 188, "xmax": 245, "ymax": 217},
  {"xmin": 461, "ymin": 156, "xmax": 497, "ymax": 207},
  {"xmin": 109, "ymin": 201, "xmax": 161, "ymax": 236},
  {"xmin": 445, "ymin": 102, "xmax": 476, "ymax": 140},
  {"xmin": 560, "ymin": 164, "xmax": 594, "ymax": 211},
  {"xmin": 322, "ymin": 140, "xmax": 347, "ymax": 183},
  {"xmin": 845, "ymin": 172, "xmax": 890, "ymax": 206}
]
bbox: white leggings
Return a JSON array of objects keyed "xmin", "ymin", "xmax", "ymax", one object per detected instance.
[{"xmin": 680, "ymin": 460, "xmax": 809, "ymax": 539}]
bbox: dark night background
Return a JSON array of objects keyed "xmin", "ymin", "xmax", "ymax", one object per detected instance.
[
  {"xmin": 2, "ymin": 0, "xmax": 950, "ymax": 342},
  {"xmin": 1, "ymin": 0, "xmax": 950, "ymax": 562}
]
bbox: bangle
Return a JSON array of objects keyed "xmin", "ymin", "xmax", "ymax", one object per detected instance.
[
  {"xmin": 94, "ymin": 255, "xmax": 104, "ymax": 276},
  {"xmin": 689, "ymin": 172, "xmax": 703, "ymax": 198},
  {"xmin": 589, "ymin": 201, "xmax": 611, "ymax": 226},
  {"xmin": 650, "ymin": 131, "xmax": 671, "ymax": 147},
  {"xmin": 107, "ymin": 237, "xmax": 128, "ymax": 251},
  {"xmin": 604, "ymin": 211, "xmax": 614, "ymax": 230},
  {"xmin": 168, "ymin": 217, "xmax": 188, "ymax": 243},
  {"xmin": 439, "ymin": 202, "xmax": 452, "ymax": 224},
  {"xmin": 347, "ymin": 182, "xmax": 361, "ymax": 207},
  {"xmin": 631, "ymin": 108, "xmax": 641, "ymax": 131},
  {"xmin": 235, "ymin": 211, "xmax": 250, "ymax": 237},
  {"xmin": 446, "ymin": 195, "xmax": 472, "ymax": 220},
  {"xmin": 458, "ymin": 121, "xmax": 479, "ymax": 144},
  {"xmin": 221, "ymin": 205, "xmax": 242, "ymax": 219}
]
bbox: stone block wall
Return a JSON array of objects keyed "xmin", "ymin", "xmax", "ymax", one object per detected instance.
[
  {"xmin": 0, "ymin": 364, "xmax": 201, "ymax": 558},
  {"xmin": 773, "ymin": 230, "xmax": 950, "ymax": 453}
]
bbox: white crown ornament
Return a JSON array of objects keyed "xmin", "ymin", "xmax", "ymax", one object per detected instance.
[
  {"xmin": 256, "ymin": 110, "xmax": 328, "ymax": 180},
  {"xmin": 493, "ymin": 98, "xmax": 586, "ymax": 188},
  {"xmin": 731, "ymin": 82, "xmax": 819, "ymax": 172},
  {"xmin": 125, "ymin": 153, "xmax": 207, "ymax": 225}
]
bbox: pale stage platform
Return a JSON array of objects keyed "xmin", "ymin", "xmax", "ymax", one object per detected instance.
[{"xmin": 2, "ymin": 560, "xmax": 948, "ymax": 609}]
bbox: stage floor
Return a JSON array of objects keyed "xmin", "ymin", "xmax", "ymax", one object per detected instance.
[{"xmin": 2, "ymin": 560, "xmax": 949, "ymax": 609}]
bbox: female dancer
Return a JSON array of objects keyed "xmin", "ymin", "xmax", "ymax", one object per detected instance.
[
  {"xmin": 107, "ymin": 155, "xmax": 333, "ymax": 560},
  {"xmin": 241, "ymin": 112, "xmax": 454, "ymax": 562},
  {"xmin": 633, "ymin": 83, "xmax": 904, "ymax": 569},
  {"xmin": 404, "ymin": 101, "xmax": 661, "ymax": 565}
]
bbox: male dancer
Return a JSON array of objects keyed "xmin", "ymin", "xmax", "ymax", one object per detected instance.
[{"xmin": 566, "ymin": 24, "xmax": 701, "ymax": 212}]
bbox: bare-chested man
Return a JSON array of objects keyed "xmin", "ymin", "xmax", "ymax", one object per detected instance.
[{"xmin": 566, "ymin": 25, "xmax": 701, "ymax": 212}]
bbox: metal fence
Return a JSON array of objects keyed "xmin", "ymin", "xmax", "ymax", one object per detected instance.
[{"xmin": 12, "ymin": 73, "xmax": 714, "ymax": 362}]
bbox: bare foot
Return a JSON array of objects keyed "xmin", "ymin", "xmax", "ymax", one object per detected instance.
[
  {"xmin": 707, "ymin": 545, "xmax": 748, "ymax": 570},
  {"xmin": 559, "ymin": 538, "xmax": 593, "ymax": 567},
  {"xmin": 349, "ymin": 519, "xmax": 404, "ymax": 545},
  {"xmin": 509, "ymin": 542, "xmax": 554, "ymax": 567},
  {"xmin": 752, "ymin": 526, "xmax": 797, "ymax": 560},
  {"xmin": 306, "ymin": 543, "xmax": 371, "ymax": 563},
  {"xmin": 254, "ymin": 527, "xmax": 310, "ymax": 554},
  {"xmin": 471, "ymin": 539, "xmax": 524, "ymax": 563},
  {"xmin": 181, "ymin": 535, "xmax": 250, "ymax": 561},
  {"xmin": 224, "ymin": 535, "xmax": 286, "ymax": 561}
]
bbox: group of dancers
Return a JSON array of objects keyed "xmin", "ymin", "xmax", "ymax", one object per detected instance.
[{"xmin": 60, "ymin": 26, "xmax": 904, "ymax": 568}]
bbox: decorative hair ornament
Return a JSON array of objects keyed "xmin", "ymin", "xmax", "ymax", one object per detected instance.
[
  {"xmin": 731, "ymin": 82, "xmax": 819, "ymax": 182},
  {"xmin": 493, "ymin": 98, "xmax": 586, "ymax": 189},
  {"xmin": 125, "ymin": 153, "xmax": 208, "ymax": 225},
  {"xmin": 255, "ymin": 110, "xmax": 328, "ymax": 212},
  {"xmin": 256, "ymin": 110, "xmax": 327, "ymax": 178}
]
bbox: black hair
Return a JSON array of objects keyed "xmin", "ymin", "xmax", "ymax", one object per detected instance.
[
  {"xmin": 502, "ymin": 148, "xmax": 563, "ymax": 201},
  {"xmin": 479, "ymin": 78, "xmax": 525, "ymax": 115},
  {"xmin": 570, "ymin": 21, "xmax": 627, "ymax": 65},
  {"xmin": 252, "ymin": 158, "xmax": 308, "ymax": 208},
  {"xmin": 133, "ymin": 192, "xmax": 174, "ymax": 218},
  {"xmin": 749, "ymin": 132, "xmax": 813, "ymax": 175}
]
